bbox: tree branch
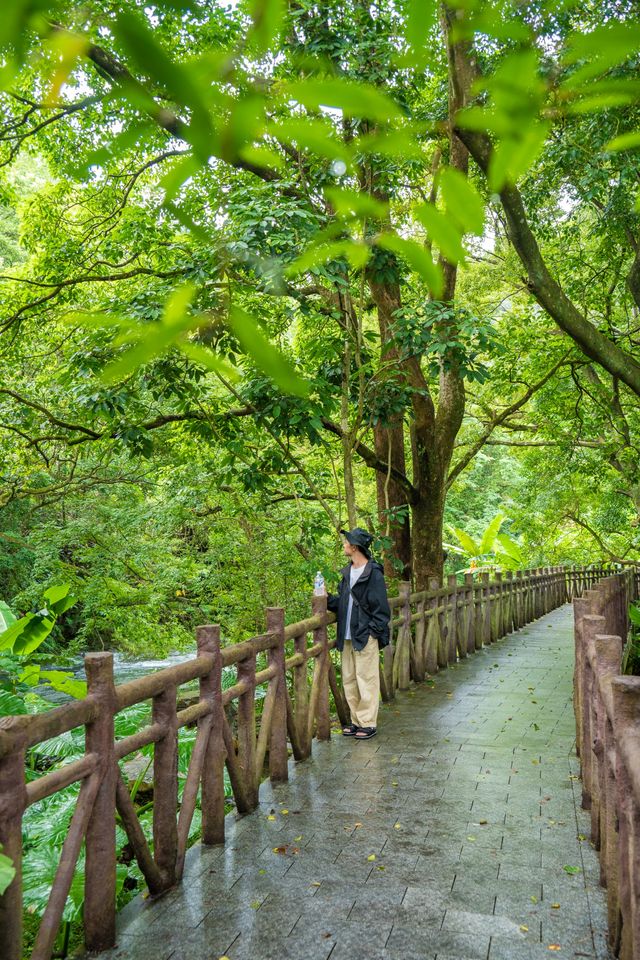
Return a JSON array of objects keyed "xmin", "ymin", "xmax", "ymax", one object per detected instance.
[
  {"xmin": 447, "ymin": 354, "xmax": 569, "ymax": 486},
  {"xmin": 321, "ymin": 416, "xmax": 418, "ymax": 501},
  {"xmin": 455, "ymin": 125, "xmax": 640, "ymax": 397}
]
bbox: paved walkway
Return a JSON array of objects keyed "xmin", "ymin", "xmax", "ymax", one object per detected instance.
[{"xmin": 106, "ymin": 604, "xmax": 610, "ymax": 960}]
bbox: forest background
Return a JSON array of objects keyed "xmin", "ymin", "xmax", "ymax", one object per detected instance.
[{"xmin": 1, "ymin": 0, "xmax": 639, "ymax": 664}]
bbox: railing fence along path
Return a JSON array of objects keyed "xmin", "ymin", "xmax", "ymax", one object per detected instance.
[
  {"xmin": 0, "ymin": 564, "xmax": 616, "ymax": 959},
  {"xmin": 573, "ymin": 570, "xmax": 640, "ymax": 960}
]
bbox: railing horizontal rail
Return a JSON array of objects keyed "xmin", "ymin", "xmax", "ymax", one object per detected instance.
[
  {"xmin": 25, "ymin": 754, "xmax": 98, "ymax": 806},
  {"xmin": 114, "ymin": 723, "xmax": 165, "ymax": 760}
]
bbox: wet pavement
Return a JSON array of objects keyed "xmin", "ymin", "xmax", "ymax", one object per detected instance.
[{"xmin": 103, "ymin": 604, "xmax": 611, "ymax": 960}]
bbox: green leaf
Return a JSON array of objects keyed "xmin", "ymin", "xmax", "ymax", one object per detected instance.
[
  {"xmin": 564, "ymin": 79, "xmax": 640, "ymax": 113},
  {"xmin": 284, "ymin": 79, "xmax": 403, "ymax": 122},
  {"xmin": 0, "ymin": 613, "xmax": 33, "ymax": 652},
  {"xmin": 269, "ymin": 118, "xmax": 352, "ymax": 164},
  {"xmin": 13, "ymin": 615, "xmax": 56, "ymax": 657},
  {"xmin": 159, "ymin": 200, "xmax": 209, "ymax": 243},
  {"xmin": 70, "ymin": 121, "xmax": 151, "ymax": 178},
  {"xmin": 0, "ymin": 601, "xmax": 16, "ymax": 633},
  {"xmin": 285, "ymin": 239, "xmax": 369, "ymax": 276},
  {"xmin": 102, "ymin": 283, "xmax": 200, "ymax": 384},
  {"xmin": 400, "ymin": 0, "xmax": 437, "ymax": 69},
  {"xmin": 377, "ymin": 234, "xmax": 443, "ymax": 298},
  {"xmin": 628, "ymin": 604, "xmax": 640, "ymax": 625},
  {"xmin": 113, "ymin": 11, "xmax": 207, "ymax": 112},
  {"xmin": 563, "ymin": 23, "xmax": 640, "ymax": 87},
  {"xmin": 248, "ymin": 0, "xmax": 286, "ymax": 53},
  {"xmin": 605, "ymin": 131, "xmax": 640, "ymax": 152},
  {"xmin": 0, "ymin": 690, "xmax": 28, "ymax": 715},
  {"xmin": 438, "ymin": 168, "xmax": 485, "ymax": 235},
  {"xmin": 179, "ymin": 343, "xmax": 239, "ymax": 379},
  {"xmin": 22, "ymin": 842, "xmax": 85, "ymax": 922},
  {"xmin": 488, "ymin": 122, "xmax": 550, "ymax": 190},
  {"xmin": 43, "ymin": 585, "xmax": 76, "ymax": 616},
  {"xmin": 44, "ymin": 29, "xmax": 88, "ymax": 106},
  {"xmin": 355, "ymin": 129, "xmax": 425, "ymax": 159},
  {"xmin": 0, "ymin": 848, "xmax": 15, "ymax": 896},
  {"xmin": 228, "ymin": 307, "xmax": 310, "ymax": 397},
  {"xmin": 237, "ymin": 143, "xmax": 284, "ymax": 173},
  {"xmin": 160, "ymin": 154, "xmax": 202, "ymax": 204},
  {"xmin": 456, "ymin": 105, "xmax": 513, "ymax": 138},
  {"xmin": 112, "ymin": 10, "xmax": 214, "ymax": 160},
  {"xmin": 450, "ymin": 527, "xmax": 480, "ymax": 556},
  {"xmin": 495, "ymin": 532, "xmax": 523, "ymax": 563},
  {"xmin": 479, "ymin": 513, "xmax": 505, "ymax": 555},
  {"xmin": 453, "ymin": 10, "xmax": 531, "ymax": 43},
  {"xmin": 324, "ymin": 187, "xmax": 389, "ymax": 221},
  {"xmin": 39, "ymin": 671, "xmax": 87, "ymax": 700},
  {"xmin": 414, "ymin": 203, "xmax": 466, "ymax": 263}
]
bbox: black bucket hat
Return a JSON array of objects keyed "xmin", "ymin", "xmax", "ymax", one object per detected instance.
[{"xmin": 340, "ymin": 527, "xmax": 374, "ymax": 559}]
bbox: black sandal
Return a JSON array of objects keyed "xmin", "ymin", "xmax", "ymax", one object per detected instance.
[
  {"xmin": 342, "ymin": 723, "xmax": 359, "ymax": 737},
  {"xmin": 354, "ymin": 727, "xmax": 377, "ymax": 740}
]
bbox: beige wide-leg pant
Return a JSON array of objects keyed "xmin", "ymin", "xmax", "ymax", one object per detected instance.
[{"xmin": 341, "ymin": 637, "xmax": 380, "ymax": 728}]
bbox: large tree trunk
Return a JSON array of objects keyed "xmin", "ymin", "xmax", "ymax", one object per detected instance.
[
  {"xmin": 409, "ymin": 364, "xmax": 465, "ymax": 589},
  {"xmin": 373, "ymin": 423, "xmax": 412, "ymax": 579},
  {"xmin": 369, "ymin": 277, "xmax": 412, "ymax": 580},
  {"xmin": 411, "ymin": 481, "xmax": 447, "ymax": 587}
]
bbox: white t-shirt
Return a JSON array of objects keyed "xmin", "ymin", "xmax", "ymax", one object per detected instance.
[{"xmin": 345, "ymin": 563, "xmax": 366, "ymax": 640}]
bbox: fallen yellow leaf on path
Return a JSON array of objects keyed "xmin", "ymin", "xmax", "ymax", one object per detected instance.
[
  {"xmin": 520, "ymin": 925, "xmax": 528, "ymax": 932},
  {"xmin": 551, "ymin": 903, "xmax": 560, "ymax": 909},
  {"xmin": 548, "ymin": 945, "xmax": 561, "ymax": 951},
  {"xmin": 367, "ymin": 854, "xmax": 376, "ymax": 861},
  {"xmin": 267, "ymin": 815, "xmax": 276, "ymax": 821},
  {"xmin": 281, "ymin": 809, "xmax": 289, "ymax": 815}
]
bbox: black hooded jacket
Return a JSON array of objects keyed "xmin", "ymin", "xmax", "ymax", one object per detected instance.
[{"xmin": 327, "ymin": 560, "xmax": 391, "ymax": 652}]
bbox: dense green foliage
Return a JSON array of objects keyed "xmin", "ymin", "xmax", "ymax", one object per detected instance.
[{"xmin": 0, "ymin": 0, "xmax": 638, "ymax": 649}]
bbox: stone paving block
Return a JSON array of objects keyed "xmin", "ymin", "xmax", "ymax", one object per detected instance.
[
  {"xmin": 541, "ymin": 913, "xmax": 597, "ymax": 952},
  {"xmin": 97, "ymin": 934, "xmax": 177, "ymax": 960},
  {"xmin": 387, "ymin": 924, "xmax": 491, "ymax": 959},
  {"xmin": 442, "ymin": 909, "xmax": 523, "ymax": 939},
  {"xmin": 223, "ymin": 928, "xmax": 331, "ymax": 960},
  {"xmin": 488, "ymin": 937, "xmax": 595, "ymax": 958},
  {"xmin": 331, "ymin": 947, "xmax": 437, "ymax": 960}
]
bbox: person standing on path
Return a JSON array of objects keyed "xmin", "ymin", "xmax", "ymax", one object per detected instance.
[{"xmin": 327, "ymin": 528, "xmax": 391, "ymax": 740}]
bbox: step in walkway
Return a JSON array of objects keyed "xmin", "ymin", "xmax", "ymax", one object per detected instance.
[{"xmin": 105, "ymin": 604, "xmax": 611, "ymax": 960}]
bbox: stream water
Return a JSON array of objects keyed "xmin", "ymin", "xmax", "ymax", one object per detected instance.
[{"xmin": 37, "ymin": 651, "xmax": 194, "ymax": 704}]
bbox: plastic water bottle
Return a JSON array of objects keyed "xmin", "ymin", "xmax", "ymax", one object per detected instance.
[{"xmin": 313, "ymin": 571, "xmax": 325, "ymax": 596}]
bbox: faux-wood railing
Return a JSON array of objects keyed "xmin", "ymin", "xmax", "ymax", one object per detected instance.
[
  {"xmin": 573, "ymin": 571, "xmax": 640, "ymax": 960},
  {"xmin": 0, "ymin": 564, "xmax": 612, "ymax": 959}
]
